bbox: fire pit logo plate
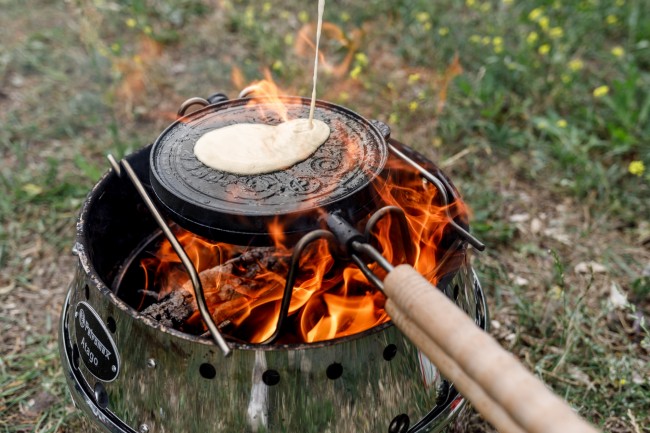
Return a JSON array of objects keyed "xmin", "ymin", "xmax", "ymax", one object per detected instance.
[{"xmin": 74, "ymin": 302, "xmax": 120, "ymax": 382}]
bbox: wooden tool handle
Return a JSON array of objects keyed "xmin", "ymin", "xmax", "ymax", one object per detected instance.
[
  {"xmin": 384, "ymin": 265, "xmax": 598, "ymax": 433},
  {"xmin": 386, "ymin": 301, "xmax": 526, "ymax": 433}
]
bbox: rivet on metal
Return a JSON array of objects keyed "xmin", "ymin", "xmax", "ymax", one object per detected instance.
[
  {"xmin": 111, "ymin": 365, "xmax": 117, "ymax": 372},
  {"xmin": 139, "ymin": 424, "xmax": 150, "ymax": 433},
  {"xmin": 146, "ymin": 358, "xmax": 157, "ymax": 369}
]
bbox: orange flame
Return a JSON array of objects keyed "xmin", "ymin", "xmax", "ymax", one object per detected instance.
[
  {"xmin": 137, "ymin": 54, "xmax": 467, "ymax": 344},
  {"xmin": 138, "ymin": 153, "xmax": 466, "ymax": 344}
]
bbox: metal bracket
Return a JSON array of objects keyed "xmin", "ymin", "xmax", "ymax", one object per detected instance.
[{"xmin": 107, "ymin": 154, "xmax": 232, "ymax": 357}]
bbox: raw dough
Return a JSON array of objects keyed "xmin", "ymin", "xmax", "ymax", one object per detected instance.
[{"xmin": 194, "ymin": 118, "xmax": 330, "ymax": 175}]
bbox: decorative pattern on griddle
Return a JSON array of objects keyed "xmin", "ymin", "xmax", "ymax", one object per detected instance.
[{"xmin": 151, "ymin": 98, "xmax": 386, "ymax": 216}]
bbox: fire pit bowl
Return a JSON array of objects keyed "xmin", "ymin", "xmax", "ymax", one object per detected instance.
[{"xmin": 59, "ymin": 100, "xmax": 488, "ymax": 433}]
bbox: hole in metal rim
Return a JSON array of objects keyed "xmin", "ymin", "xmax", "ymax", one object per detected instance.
[
  {"xmin": 383, "ymin": 344, "xmax": 398, "ymax": 361},
  {"xmin": 106, "ymin": 316, "xmax": 117, "ymax": 333},
  {"xmin": 326, "ymin": 363, "xmax": 343, "ymax": 380},
  {"xmin": 262, "ymin": 370, "xmax": 280, "ymax": 386},
  {"xmin": 72, "ymin": 344, "xmax": 80, "ymax": 369},
  {"xmin": 388, "ymin": 413, "xmax": 410, "ymax": 433},
  {"xmin": 199, "ymin": 363, "xmax": 216, "ymax": 379},
  {"xmin": 94, "ymin": 382, "xmax": 109, "ymax": 409}
]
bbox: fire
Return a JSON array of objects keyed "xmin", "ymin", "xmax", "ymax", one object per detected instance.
[
  {"xmin": 137, "ymin": 64, "xmax": 467, "ymax": 344},
  {"xmin": 138, "ymin": 153, "xmax": 466, "ymax": 344}
]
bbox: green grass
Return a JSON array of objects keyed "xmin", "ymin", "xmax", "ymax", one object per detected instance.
[{"xmin": 1, "ymin": 0, "xmax": 648, "ymax": 431}]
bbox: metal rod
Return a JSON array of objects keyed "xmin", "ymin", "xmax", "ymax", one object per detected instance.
[
  {"xmin": 388, "ymin": 143, "xmax": 486, "ymax": 252},
  {"xmin": 364, "ymin": 206, "xmax": 416, "ymax": 266},
  {"xmin": 177, "ymin": 97, "xmax": 210, "ymax": 117},
  {"xmin": 350, "ymin": 241, "xmax": 395, "ymax": 273},
  {"xmin": 262, "ymin": 230, "xmax": 337, "ymax": 345},
  {"xmin": 116, "ymin": 158, "xmax": 232, "ymax": 357},
  {"xmin": 350, "ymin": 254, "xmax": 385, "ymax": 291},
  {"xmin": 107, "ymin": 154, "xmax": 122, "ymax": 177}
]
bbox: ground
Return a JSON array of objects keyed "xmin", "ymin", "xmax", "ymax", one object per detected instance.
[{"xmin": 0, "ymin": 0, "xmax": 649, "ymax": 432}]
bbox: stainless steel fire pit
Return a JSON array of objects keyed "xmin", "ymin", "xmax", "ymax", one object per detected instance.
[{"xmin": 59, "ymin": 96, "xmax": 488, "ymax": 433}]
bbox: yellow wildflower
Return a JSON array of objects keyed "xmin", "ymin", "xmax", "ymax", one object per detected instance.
[
  {"xmin": 482, "ymin": 36, "xmax": 491, "ymax": 46},
  {"xmin": 503, "ymin": 0, "xmax": 514, "ymax": 5},
  {"xmin": 284, "ymin": 33, "xmax": 294, "ymax": 46},
  {"xmin": 349, "ymin": 65, "xmax": 362, "ymax": 80},
  {"xmin": 469, "ymin": 35, "xmax": 481, "ymax": 44},
  {"xmin": 629, "ymin": 161, "xmax": 645, "ymax": 176},
  {"xmin": 423, "ymin": 22, "xmax": 432, "ymax": 30},
  {"xmin": 439, "ymin": 27, "xmax": 449, "ymax": 36},
  {"xmin": 143, "ymin": 25, "xmax": 152, "ymax": 35},
  {"xmin": 480, "ymin": 2, "xmax": 491, "ymax": 12},
  {"xmin": 298, "ymin": 10, "xmax": 309, "ymax": 23},
  {"xmin": 606, "ymin": 15, "xmax": 618, "ymax": 25},
  {"xmin": 263, "ymin": 2, "xmax": 271, "ymax": 13},
  {"xmin": 408, "ymin": 73, "xmax": 421, "ymax": 84},
  {"xmin": 568, "ymin": 59, "xmax": 584, "ymax": 71},
  {"xmin": 493, "ymin": 37, "xmax": 504, "ymax": 53},
  {"xmin": 549, "ymin": 27, "xmax": 563, "ymax": 38},
  {"xmin": 561, "ymin": 74, "xmax": 571, "ymax": 83},
  {"xmin": 355, "ymin": 52, "xmax": 369, "ymax": 66},
  {"xmin": 338, "ymin": 91, "xmax": 349, "ymax": 102},
  {"xmin": 272, "ymin": 60, "xmax": 283, "ymax": 71},
  {"xmin": 619, "ymin": 379, "xmax": 627, "ymax": 386},
  {"xmin": 409, "ymin": 101, "xmax": 419, "ymax": 112},
  {"xmin": 611, "ymin": 46, "xmax": 625, "ymax": 58},
  {"xmin": 126, "ymin": 18, "xmax": 137, "ymax": 28},
  {"xmin": 527, "ymin": 31, "xmax": 539, "ymax": 45},
  {"xmin": 550, "ymin": 285, "xmax": 563, "ymax": 300},
  {"xmin": 593, "ymin": 85, "xmax": 609, "ymax": 98},
  {"xmin": 556, "ymin": 119, "xmax": 567, "ymax": 128},
  {"xmin": 466, "ymin": 0, "xmax": 476, "ymax": 6},
  {"xmin": 388, "ymin": 113, "xmax": 399, "ymax": 124},
  {"xmin": 538, "ymin": 44, "xmax": 551, "ymax": 55},
  {"xmin": 416, "ymin": 12, "xmax": 430, "ymax": 23},
  {"xmin": 528, "ymin": 8, "xmax": 544, "ymax": 21},
  {"xmin": 110, "ymin": 42, "xmax": 120, "ymax": 53},
  {"xmin": 340, "ymin": 12, "xmax": 350, "ymax": 22},
  {"xmin": 539, "ymin": 16, "xmax": 550, "ymax": 31}
]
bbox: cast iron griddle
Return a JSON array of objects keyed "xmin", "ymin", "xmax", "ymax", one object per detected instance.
[{"xmin": 150, "ymin": 96, "xmax": 388, "ymax": 244}]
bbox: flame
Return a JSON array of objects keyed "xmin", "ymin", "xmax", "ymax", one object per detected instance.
[
  {"xmin": 136, "ymin": 35, "xmax": 467, "ymax": 343},
  {"xmin": 239, "ymin": 69, "xmax": 291, "ymax": 122},
  {"xmin": 137, "ymin": 153, "xmax": 466, "ymax": 344}
]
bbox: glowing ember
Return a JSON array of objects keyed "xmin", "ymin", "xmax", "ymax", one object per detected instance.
[{"xmin": 138, "ymin": 154, "xmax": 467, "ymax": 344}]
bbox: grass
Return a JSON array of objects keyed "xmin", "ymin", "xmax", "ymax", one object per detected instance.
[{"xmin": 0, "ymin": 0, "xmax": 648, "ymax": 432}]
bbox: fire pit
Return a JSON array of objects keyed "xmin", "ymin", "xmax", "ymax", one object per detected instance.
[{"xmin": 58, "ymin": 93, "xmax": 488, "ymax": 433}]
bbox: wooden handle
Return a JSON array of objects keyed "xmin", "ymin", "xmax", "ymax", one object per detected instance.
[
  {"xmin": 386, "ymin": 301, "xmax": 526, "ymax": 433},
  {"xmin": 384, "ymin": 265, "xmax": 599, "ymax": 433}
]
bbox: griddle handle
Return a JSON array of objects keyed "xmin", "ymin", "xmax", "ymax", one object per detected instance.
[{"xmin": 383, "ymin": 265, "xmax": 599, "ymax": 433}]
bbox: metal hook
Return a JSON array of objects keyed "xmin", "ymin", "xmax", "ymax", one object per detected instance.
[
  {"xmin": 261, "ymin": 230, "xmax": 338, "ymax": 345},
  {"xmin": 108, "ymin": 156, "xmax": 231, "ymax": 357}
]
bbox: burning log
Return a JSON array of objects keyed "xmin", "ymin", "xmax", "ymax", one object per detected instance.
[{"xmin": 141, "ymin": 247, "xmax": 288, "ymax": 329}]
